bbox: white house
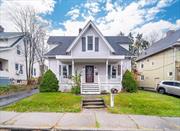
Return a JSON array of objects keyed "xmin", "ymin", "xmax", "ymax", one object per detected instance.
[
  {"xmin": 45, "ymin": 21, "xmax": 133, "ymax": 94},
  {"xmin": 0, "ymin": 31, "xmax": 40, "ymax": 85}
]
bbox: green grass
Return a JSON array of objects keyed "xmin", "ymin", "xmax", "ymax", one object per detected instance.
[
  {"xmin": 2, "ymin": 93, "xmax": 82, "ymax": 112},
  {"xmin": 0, "ymin": 85, "xmax": 36, "ymax": 95},
  {"xmin": 103, "ymin": 91, "xmax": 180, "ymax": 116}
]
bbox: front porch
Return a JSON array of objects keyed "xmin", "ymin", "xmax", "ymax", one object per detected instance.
[
  {"xmin": 0, "ymin": 58, "xmax": 10, "ymax": 85},
  {"xmin": 57, "ymin": 59, "xmax": 123, "ymax": 94}
]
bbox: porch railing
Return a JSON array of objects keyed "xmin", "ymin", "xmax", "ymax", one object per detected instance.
[{"xmin": 97, "ymin": 74, "xmax": 101, "ymax": 92}]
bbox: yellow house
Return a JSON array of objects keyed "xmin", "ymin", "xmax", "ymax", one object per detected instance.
[{"xmin": 136, "ymin": 30, "xmax": 180, "ymax": 90}]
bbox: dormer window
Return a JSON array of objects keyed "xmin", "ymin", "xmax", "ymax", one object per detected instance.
[
  {"xmin": 82, "ymin": 36, "xmax": 99, "ymax": 52},
  {"xmin": 17, "ymin": 45, "xmax": 21, "ymax": 55},
  {"xmin": 87, "ymin": 36, "xmax": 93, "ymax": 50}
]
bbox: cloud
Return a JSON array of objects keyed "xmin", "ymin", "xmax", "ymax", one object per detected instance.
[
  {"xmin": 0, "ymin": 0, "xmax": 56, "ymax": 31},
  {"xmin": 50, "ymin": 0, "xmax": 180, "ymax": 44},
  {"xmin": 66, "ymin": 8, "xmax": 80, "ymax": 20}
]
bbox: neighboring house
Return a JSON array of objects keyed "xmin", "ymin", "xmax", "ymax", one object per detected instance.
[
  {"xmin": 0, "ymin": 31, "xmax": 40, "ymax": 85},
  {"xmin": 136, "ymin": 29, "xmax": 180, "ymax": 89},
  {"xmin": 45, "ymin": 20, "xmax": 133, "ymax": 94}
]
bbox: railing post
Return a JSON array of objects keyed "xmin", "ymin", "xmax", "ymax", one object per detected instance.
[
  {"xmin": 106, "ymin": 59, "xmax": 109, "ymax": 91},
  {"xmin": 80, "ymin": 75, "xmax": 82, "ymax": 94}
]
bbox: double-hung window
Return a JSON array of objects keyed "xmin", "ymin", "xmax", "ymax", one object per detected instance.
[
  {"xmin": 87, "ymin": 36, "xmax": 93, "ymax": 50},
  {"xmin": 108, "ymin": 65, "xmax": 118, "ymax": 79},
  {"xmin": 63, "ymin": 65, "xmax": 67, "ymax": 78},
  {"xmin": 62, "ymin": 65, "xmax": 72, "ymax": 78},
  {"xmin": 20, "ymin": 65, "xmax": 23, "ymax": 74},
  {"xmin": 17, "ymin": 45, "xmax": 21, "ymax": 55},
  {"xmin": 15, "ymin": 64, "xmax": 19, "ymax": 71}
]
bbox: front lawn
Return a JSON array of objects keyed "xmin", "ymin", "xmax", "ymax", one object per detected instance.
[
  {"xmin": 0, "ymin": 85, "xmax": 36, "ymax": 96},
  {"xmin": 103, "ymin": 91, "xmax": 180, "ymax": 116},
  {"xmin": 2, "ymin": 93, "xmax": 82, "ymax": 112}
]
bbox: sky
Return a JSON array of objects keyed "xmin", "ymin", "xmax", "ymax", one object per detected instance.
[{"xmin": 0, "ymin": 0, "xmax": 180, "ymax": 41}]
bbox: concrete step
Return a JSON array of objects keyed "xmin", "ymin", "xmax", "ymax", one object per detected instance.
[
  {"xmin": 83, "ymin": 105, "xmax": 105, "ymax": 109},
  {"xmin": 83, "ymin": 102, "xmax": 104, "ymax": 106},
  {"xmin": 82, "ymin": 98, "xmax": 105, "ymax": 109},
  {"xmin": 83, "ymin": 98, "xmax": 103, "ymax": 102},
  {"xmin": 82, "ymin": 89, "xmax": 99, "ymax": 91}
]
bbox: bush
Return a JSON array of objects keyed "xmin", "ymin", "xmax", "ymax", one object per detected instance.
[
  {"xmin": 71, "ymin": 72, "xmax": 81, "ymax": 95},
  {"xmin": 40, "ymin": 69, "xmax": 59, "ymax": 92},
  {"xmin": 71, "ymin": 86, "xmax": 80, "ymax": 95},
  {"xmin": 122, "ymin": 70, "xmax": 138, "ymax": 93}
]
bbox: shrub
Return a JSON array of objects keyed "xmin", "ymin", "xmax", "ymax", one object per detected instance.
[
  {"xmin": 71, "ymin": 86, "xmax": 80, "ymax": 95},
  {"xmin": 122, "ymin": 70, "xmax": 138, "ymax": 93},
  {"xmin": 40, "ymin": 69, "xmax": 59, "ymax": 92},
  {"xmin": 71, "ymin": 72, "xmax": 81, "ymax": 95}
]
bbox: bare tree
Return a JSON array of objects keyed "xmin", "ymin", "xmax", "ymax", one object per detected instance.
[
  {"xmin": 146, "ymin": 31, "xmax": 163, "ymax": 45},
  {"xmin": 9, "ymin": 7, "xmax": 48, "ymax": 83}
]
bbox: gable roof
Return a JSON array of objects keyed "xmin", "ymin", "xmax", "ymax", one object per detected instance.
[
  {"xmin": 0, "ymin": 32, "xmax": 24, "ymax": 39},
  {"xmin": 0, "ymin": 32, "xmax": 24, "ymax": 50},
  {"xmin": 45, "ymin": 35, "xmax": 132, "ymax": 56},
  {"xmin": 66, "ymin": 20, "xmax": 115, "ymax": 52},
  {"xmin": 136, "ymin": 29, "xmax": 180, "ymax": 61}
]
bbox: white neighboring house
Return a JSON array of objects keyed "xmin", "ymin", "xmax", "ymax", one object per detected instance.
[
  {"xmin": 0, "ymin": 32, "xmax": 40, "ymax": 85},
  {"xmin": 45, "ymin": 20, "xmax": 133, "ymax": 94}
]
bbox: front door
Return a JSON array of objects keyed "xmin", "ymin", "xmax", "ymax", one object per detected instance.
[{"xmin": 85, "ymin": 65, "xmax": 94, "ymax": 83}]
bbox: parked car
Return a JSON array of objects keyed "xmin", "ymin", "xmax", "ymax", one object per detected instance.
[{"xmin": 156, "ymin": 80, "xmax": 180, "ymax": 96}]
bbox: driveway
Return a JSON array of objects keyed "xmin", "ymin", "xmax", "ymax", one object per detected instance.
[{"xmin": 0, "ymin": 110, "xmax": 180, "ymax": 131}]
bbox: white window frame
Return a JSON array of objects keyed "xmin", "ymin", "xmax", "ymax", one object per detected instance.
[
  {"xmin": 168, "ymin": 72, "xmax": 173, "ymax": 77},
  {"xmin": 108, "ymin": 64, "xmax": 117, "ymax": 79},
  {"xmin": 86, "ymin": 35, "xmax": 94, "ymax": 51},
  {"xmin": 140, "ymin": 75, "xmax": 144, "ymax": 81},
  {"xmin": 17, "ymin": 45, "xmax": 21, "ymax": 55},
  {"xmin": 61, "ymin": 64, "xmax": 72, "ymax": 78}
]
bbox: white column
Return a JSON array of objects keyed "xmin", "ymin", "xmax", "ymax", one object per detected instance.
[
  {"xmin": 120, "ymin": 60, "xmax": 123, "ymax": 81},
  {"xmin": 72, "ymin": 59, "xmax": 75, "ymax": 76},
  {"xmin": 106, "ymin": 59, "xmax": 109, "ymax": 91}
]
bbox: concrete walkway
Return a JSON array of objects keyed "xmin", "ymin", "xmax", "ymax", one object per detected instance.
[{"xmin": 0, "ymin": 110, "xmax": 180, "ymax": 131}]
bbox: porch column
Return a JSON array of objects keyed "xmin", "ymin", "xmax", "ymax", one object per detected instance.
[
  {"xmin": 72, "ymin": 59, "xmax": 75, "ymax": 76},
  {"xmin": 106, "ymin": 59, "xmax": 109, "ymax": 91},
  {"xmin": 121, "ymin": 60, "xmax": 123, "ymax": 81}
]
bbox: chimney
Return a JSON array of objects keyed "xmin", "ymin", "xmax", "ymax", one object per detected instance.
[
  {"xmin": 79, "ymin": 28, "xmax": 82, "ymax": 34},
  {"xmin": 0, "ymin": 25, "xmax": 4, "ymax": 32},
  {"xmin": 166, "ymin": 30, "xmax": 175, "ymax": 37}
]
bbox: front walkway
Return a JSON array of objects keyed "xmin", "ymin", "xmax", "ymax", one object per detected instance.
[{"xmin": 0, "ymin": 110, "xmax": 180, "ymax": 131}]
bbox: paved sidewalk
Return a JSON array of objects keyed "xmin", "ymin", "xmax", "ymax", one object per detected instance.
[{"xmin": 0, "ymin": 110, "xmax": 180, "ymax": 131}]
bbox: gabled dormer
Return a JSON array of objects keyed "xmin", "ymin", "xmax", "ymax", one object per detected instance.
[{"xmin": 66, "ymin": 20, "xmax": 115, "ymax": 58}]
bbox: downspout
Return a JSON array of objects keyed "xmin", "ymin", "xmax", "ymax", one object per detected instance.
[{"xmin": 173, "ymin": 47, "xmax": 176, "ymax": 80}]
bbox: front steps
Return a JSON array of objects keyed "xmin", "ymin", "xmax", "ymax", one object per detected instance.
[
  {"xmin": 81, "ymin": 83, "xmax": 100, "ymax": 94},
  {"xmin": 82, "ymin": 98, "xmax": 106, "ymax": 109}
]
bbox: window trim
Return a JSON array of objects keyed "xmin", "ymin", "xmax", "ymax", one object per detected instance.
[
  {"xmin": 61, "ymin": 64, "xmax": 72, "ymax": 78},
  {"xmin": 87, "ymin": 35, "xmax": 93, "ymax": 51},
  {"xmin": 140, "ymin": 75, "xmax": 144, "ymax": 81},
  {"xmin": 108, "ymin": 64, "xmax": 117, "ymax": 79},
  {"xmin": 17, "ymin": 45, "xmax": 21, "ymax": 55}
]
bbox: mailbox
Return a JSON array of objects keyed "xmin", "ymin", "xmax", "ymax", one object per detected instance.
[{"xmin": 111, "ymin": 88, "xmax": 118, "ymax": 94}]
